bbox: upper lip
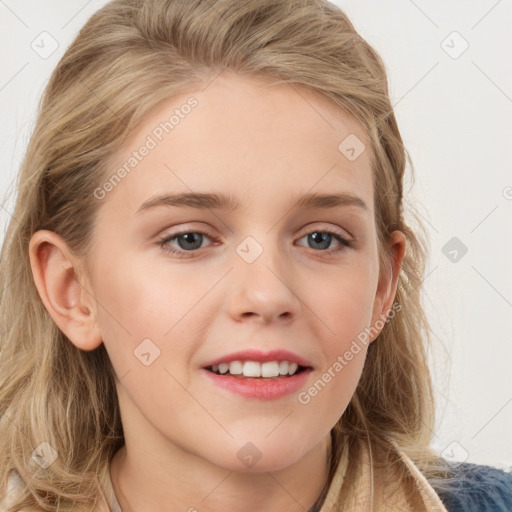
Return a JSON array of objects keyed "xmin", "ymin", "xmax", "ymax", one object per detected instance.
[{"xmin": 201, "ymin": 349, "xmax": 313, "ymax": 369}]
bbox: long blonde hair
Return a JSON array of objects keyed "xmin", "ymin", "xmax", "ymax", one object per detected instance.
[{"xmin": 0, "ymin": 0, "xmax": 455, "ymax": 510}]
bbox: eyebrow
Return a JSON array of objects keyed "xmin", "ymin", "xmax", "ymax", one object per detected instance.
[{"xmin": 135, "ymin": 191, "xmax": 369, "ymax": 215}]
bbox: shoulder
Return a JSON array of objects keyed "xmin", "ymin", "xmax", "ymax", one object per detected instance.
[{"xmin": 434, "ymin": 461, "xmax": 512, "ymax": 512}]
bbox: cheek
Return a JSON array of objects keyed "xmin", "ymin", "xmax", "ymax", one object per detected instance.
[
  {"xmin": 92, "ymin": 252, "xmax": 223, "ymax": 377},
  {"xmin": 92, "ymin": 261, "xmax": 201, "ymax": 421},
  {"xmin": 293, "ymin": 262, "xmax": 376, "ymax": 411},
  {"xmin": 304, "ymin": 264, "xmax": 376, "ymax": 398},
  {"xmin": 308, "ymin": 263, "xmax": 377, "ymax": 344},
  {"xmin": 92, "ymin": 256, "xmax": 182, "ymax": 363},
  {"xmin": 298, "ymin": 328, "xmax": 368, "ymax": 437}
]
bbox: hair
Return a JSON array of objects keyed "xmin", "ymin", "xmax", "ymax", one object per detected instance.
[{"xmin": 0, "ymin": 0, "xmax": 458, "ymax": 510}]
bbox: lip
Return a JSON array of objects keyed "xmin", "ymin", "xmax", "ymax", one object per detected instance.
[
  {"xmin": 200, "ymin": 367, "xmax": 313, "ymax": 400},
  {"xmin": 201, "ymin": 349, "xmax": 313, "ymax": 369}
]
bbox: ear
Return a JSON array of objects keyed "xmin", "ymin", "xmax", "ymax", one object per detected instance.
[
  {"xmin": 368, "ymin": 230, "xmax": 406, "ymax": 343},
  {"xmin": 28, "ymin": 229, "xmax": 103, "ymax": 351}
]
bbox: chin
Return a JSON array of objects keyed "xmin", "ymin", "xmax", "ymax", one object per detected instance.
[{"xmin": 207, "ymin": 441, "xmax": 306, "ymax": 474}]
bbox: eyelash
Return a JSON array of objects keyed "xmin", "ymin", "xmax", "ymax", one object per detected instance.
[{"xmin": 155, "ymin": 227, "xmax": 353, "ymax": 258}]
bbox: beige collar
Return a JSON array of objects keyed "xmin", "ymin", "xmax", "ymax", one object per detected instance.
[{"xmin": 319, "ymin": 437, "xmax": 448, "ymax": 512}]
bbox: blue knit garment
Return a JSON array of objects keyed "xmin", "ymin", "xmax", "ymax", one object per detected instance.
[{"xmin": 435, "ymin": 461, "xmax": 512, "ymax": 512}]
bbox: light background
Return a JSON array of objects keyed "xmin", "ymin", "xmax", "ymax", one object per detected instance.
[{"xmin": 0, "ymin": 0, "xmax": 511, "ymax": 468}]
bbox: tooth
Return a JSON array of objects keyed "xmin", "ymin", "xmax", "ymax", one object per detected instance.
[
  {"xmin": 229, "ymin": 361, "xmax": 243, "ymax": 375},
  {"xmin": 210, "ymin": 360, "xmax": 303, "ymax": 377},
  {"xmin": 279, "ymin": 361, "xmax": 289, "ymax": 375},
  {"xmin": 288, "ymin": 362, "xmax": 298, "ymax": 375},
  {"xmin": 242, "ymin": 361, "xmax": 261, "ymax": 377},
  {"xmin": 261, "ymin": 361, "xmax": 280, "ymax": 378},
  {"xmin": 218, "ymin": 363, "xmax": 229, "ymax": 374}
]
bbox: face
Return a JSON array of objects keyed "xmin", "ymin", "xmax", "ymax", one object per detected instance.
[{"xmin": 39, "ymin": 72, "xmax": 403, "ymax": 473}]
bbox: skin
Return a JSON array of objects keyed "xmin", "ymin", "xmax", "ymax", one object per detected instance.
[{"xmin": 29, "ymin": 71, "xmax": 405, "ymax": 512}]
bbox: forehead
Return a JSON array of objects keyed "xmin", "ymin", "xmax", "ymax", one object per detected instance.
[{"xmin": 98, "ymin": 72, "xmax": 374, "ymax": 217}]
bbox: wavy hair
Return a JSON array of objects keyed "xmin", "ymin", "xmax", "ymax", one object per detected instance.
[{"xmin": 0, "ymin": 0, "xmax": 455, "ymax": 510}]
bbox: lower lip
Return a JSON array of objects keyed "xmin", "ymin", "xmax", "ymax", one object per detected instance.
[{"xmin": 200, "ymin": 368, "xmax": 312, "ymax": 400}]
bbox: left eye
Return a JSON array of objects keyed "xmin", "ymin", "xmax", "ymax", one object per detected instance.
[
  {"xmin": 156, "ymin": 228, "xmax": 352, "ymax": 258},
  {"xmin": 157, "ymin": 231, "xmax": 213, "ymax": 257}
]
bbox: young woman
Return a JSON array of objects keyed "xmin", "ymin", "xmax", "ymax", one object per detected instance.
[{"xmin": 1, "ymin": 1, "xmax": 511, "ymax": 511}]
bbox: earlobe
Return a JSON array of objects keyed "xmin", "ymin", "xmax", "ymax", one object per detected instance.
[
  {"xmin": 368, "ymin": 230, "xmax": 406, "ymax": 343},
  {"xmin": 28, "ymin": 230, "xmax": 103, "ymax": 351}
]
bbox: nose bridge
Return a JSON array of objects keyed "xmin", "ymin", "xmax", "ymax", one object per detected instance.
[
  {"xmin": 236, "ymin": 224, "xmax": 287, "ymax": 275},
  {"xmin": 235, "ymin": 231, "xmax": 284, "ymax": 288},
  {"xmin": 228, "ymin": 230, "xmax": 300, "ymax": 321}
]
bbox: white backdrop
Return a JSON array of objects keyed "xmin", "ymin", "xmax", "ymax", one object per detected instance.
[{"xmin": 1, "ymin": 0, "xmax": 511, "ymax": 468}]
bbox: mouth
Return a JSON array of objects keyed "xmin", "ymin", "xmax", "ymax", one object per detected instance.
[{"xmin": 201, "ymin": 361, "xmax": 313, "ymax": 400}]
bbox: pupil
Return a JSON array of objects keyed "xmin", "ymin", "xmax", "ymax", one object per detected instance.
[
  {"xmin": 179, "ymin": 233, "xmax": 202, "ymax": 250},
  {"xmin": 310, "ymin": 232, "xmax": 330, "ymax": 250}
]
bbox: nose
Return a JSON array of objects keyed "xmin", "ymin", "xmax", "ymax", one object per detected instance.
[{"xmin": 226, "ymin": 237, "xmax": 301, "ymax": 324}]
